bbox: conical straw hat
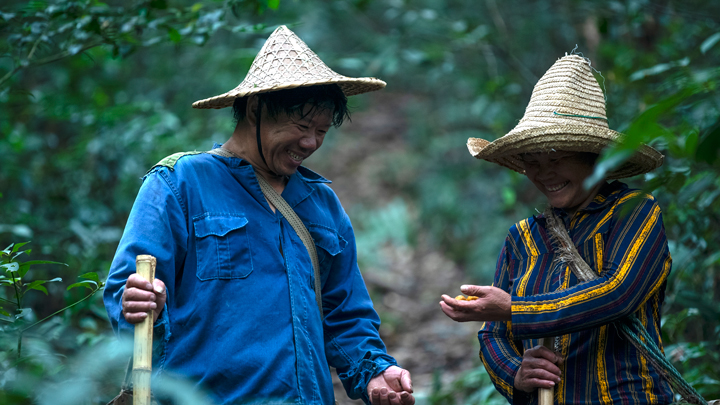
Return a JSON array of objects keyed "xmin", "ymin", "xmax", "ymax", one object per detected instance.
[
  {"xmin": 466, "ymin": 54, "xmax": 663, "ymax": 179},
  {"xmin": 193, "ymin": 25, "xmax": 386, "ymax": 109}
]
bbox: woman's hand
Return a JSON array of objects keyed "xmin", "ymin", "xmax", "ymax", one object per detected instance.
[
  {"xmin": 514, "ymin": 345, "xmax": 563, "ymax": 393},
  {"xmin": 439, "ymin": 285, "xmax": 511, "ymax": 322}
]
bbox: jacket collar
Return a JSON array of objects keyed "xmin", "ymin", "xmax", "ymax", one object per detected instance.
[
  {"xmin": 538, "ymin": 181, "xmax": 628, "ymax": 226},
  {"xmin": 211, "ymin": 143, "xmax": 331, "ymax": 209}
]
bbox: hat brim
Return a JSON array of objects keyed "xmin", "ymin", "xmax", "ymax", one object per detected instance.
[
  {"xmin": 192, "ymin": 77, "xmax": 386, "ymax": 109},
  {"xmin": 467, "ymin": 125, "xmax": 664, "ymax": 179}
]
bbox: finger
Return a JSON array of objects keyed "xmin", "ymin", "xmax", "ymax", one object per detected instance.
[
  {"xmin": 523, "ymin": 376, "xmax": 557, "ymax": 389},
  {"xmin": 399, "ymin": 391, "xmax": 415, "ymax": 405},
  {"xmin": 440, "ymin": 298, "xmax": 472, "ymax": 312},
  {"xmin": 399, "ymin": 369, "xmax": 413, "ymax": 393},
  {"xmin": 370, "ymin": 387, "xmax": 383, "ymax": 405},
  {"xmin": 126, "ymin": 273, "xmax": 154, "ymax": 291},
  {"xmin": 527, "ymin": 345, "xmax": 562, "ymax": 364},
  {"xmin": 153, "ymin": 279, "xmax": 167, "ymax": 308},
  {"xmin": 439, "ymin": 302, "xmax": 463, "ymax": 321},
  {"xmin": 440, "ymin": 294, "xmax": 458, "ymax": 305},
  {"xmin": 460, "ymin": 284, "xmax": 489, "ymax": 296},
  {"xmin": 387, "ymin": 390, "xmax": 400, "ymax": 405},
  {"xmin": 123, "ymin": 299, "xmax": 157, "ymax": 313},
  {"xmin": 376, "ymin": 387, "xmax": 390, "ymax": 405},
  {"xmin": 123, "ymin": 286, "xmax": 157, "ymax": 303},
  {"xmin": 123, "ymin": 311, "xmax": 149, "ymax": 324},
  {"xmin": 522, "ymin": 357, "xmax": 562, "ymax": 377},
  {"xmin": 522, "ymin": 365, "xmax": 562, "ymax": 382}
]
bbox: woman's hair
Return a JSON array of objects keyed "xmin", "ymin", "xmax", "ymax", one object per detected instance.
[{"xmin": 232, "ymin": 84, "xmax": 351, "ymax": 128}]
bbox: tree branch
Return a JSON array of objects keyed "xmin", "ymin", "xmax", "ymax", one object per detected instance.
[
  {"xmin": 0, "ymin": 42, "xmax": 105, "ymax": 88},
  {"xmin": 20, "ymin": 285, "xmax": 101, "ymax": 334}
]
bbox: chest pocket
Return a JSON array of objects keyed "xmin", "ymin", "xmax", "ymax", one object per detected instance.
[
  {"xmin": 307, "ymin": 224, "xmax": 347, "ymax": 271},
  {"xmin": 193, "ymin": 213, "xmax": 253, "ymax": 281}
]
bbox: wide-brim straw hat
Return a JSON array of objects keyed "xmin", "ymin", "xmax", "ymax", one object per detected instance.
[
  {"xmin": 466, "ymin": 54, "xmax": 663, "ymax": 179},
  {"xmin": 192, "ymin": 25, "xmax": 386, "ymax": 109}
]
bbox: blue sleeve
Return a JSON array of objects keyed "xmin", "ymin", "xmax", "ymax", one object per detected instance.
[
  {"xmin": 320, "ymin": 212, "xmax": 397, "ymax": 404},
  {"xmin": 103, "ymin": 169, "xmax": 188, "ymax": 370}
]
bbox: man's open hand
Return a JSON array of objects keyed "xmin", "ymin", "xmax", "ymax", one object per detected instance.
[{"xmin": 367, "ymin": 366, "xmax": 414, "ymax": 405}]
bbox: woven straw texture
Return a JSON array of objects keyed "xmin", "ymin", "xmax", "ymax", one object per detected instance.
[
  {"xmin": 467, "ymin": 54, "xmax": 663, "ymax": 179},
  {"xmin": 193, "ymin": 26, "xmax": 386, "ymax": 109}
]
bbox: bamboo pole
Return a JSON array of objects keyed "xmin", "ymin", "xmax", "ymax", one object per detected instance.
[
  {"xmin": 538, "ymin": 337, "xmax": 555, "ymax": 405},
  {"xmin": 133, "ymin": 255, "xmax": 156, "ymax": 405}
]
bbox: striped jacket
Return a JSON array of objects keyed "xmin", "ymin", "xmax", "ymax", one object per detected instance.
[{"xmin": 479, "ymin": 181, "xmax": 674, "ymax": 404}]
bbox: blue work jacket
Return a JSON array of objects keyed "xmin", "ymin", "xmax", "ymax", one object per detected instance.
[{"xmin": 104, "ymin": 147, "xmax": 397, "ymax": 404}]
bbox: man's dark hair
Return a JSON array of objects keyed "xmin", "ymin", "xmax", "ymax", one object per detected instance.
[{"xmin": 232, "ymin": 84, "xmax": 350, "ymax": 128}]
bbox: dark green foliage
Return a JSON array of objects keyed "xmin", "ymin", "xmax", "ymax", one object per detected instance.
[{"xmin": 1, "ymin": 0, "xmax": 720, "ymax": 403}]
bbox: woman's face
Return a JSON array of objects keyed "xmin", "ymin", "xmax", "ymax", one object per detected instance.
[{"xmin": 521, "ymin": 151, "xmax": 601, "ymax": 215}]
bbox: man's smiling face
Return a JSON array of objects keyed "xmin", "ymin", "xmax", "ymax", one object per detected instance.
[{"xmin": 259, "ymin": 104, "xmax": 333, "ymax": 177}]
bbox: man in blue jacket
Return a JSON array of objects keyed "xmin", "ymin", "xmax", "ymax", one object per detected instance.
[{"xmin": 104, "ymin": 25, "xmax": 414, "ymax": 405}]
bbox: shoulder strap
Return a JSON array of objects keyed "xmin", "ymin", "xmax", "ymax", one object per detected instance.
[
  {"xmin": 206, "ymin": 148, "xmax": 324, "ymax": 319},
  {"xmin": 256, "ymin": 174, "xmax": 324, "ymax": 319},
  {"xmin": 147, "ymin": 151, "xmax": 204, "ymax": 173},
  {"xmin": 542, "ymin": 207, "xmax": 707, "ymax": 405}
]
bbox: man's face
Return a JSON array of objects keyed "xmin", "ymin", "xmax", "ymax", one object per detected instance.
[
  {"xmin": 259, "ymin": 105, "xmax": 333, "ymax": 177},
  {"xmin": 521, "ymin": 151, "xmax": 598, "ymax": 214}
]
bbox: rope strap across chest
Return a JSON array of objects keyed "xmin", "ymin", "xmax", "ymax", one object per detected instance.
[
  {"xmin": 256, "ymin": 174, "xmax": 324, "ymax": 319},
  {"xmin": 543, "ymin": 207, "xmax": 706, "ymax": 405}
]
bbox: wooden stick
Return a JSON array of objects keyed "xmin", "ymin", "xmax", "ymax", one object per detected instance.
[
  {"xmin": 538, "ymin": 336, "xmax": 555, "ymax": 405},
  {"xmin": 133, "ymin": 255, "xmax": 156, "ymax": 405}
]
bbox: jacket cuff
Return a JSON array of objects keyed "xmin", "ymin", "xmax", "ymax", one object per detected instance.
[
  {"xmin": 338, "ymin": 353, "xmax": 397, "ymax": 405},
  {"xmin": 151, "ymin": 304, "xmax": 171, "ymax": 375}
]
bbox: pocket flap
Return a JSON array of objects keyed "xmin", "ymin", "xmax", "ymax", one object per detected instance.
[
  {"xmin": 308, "ymin": 224, "xmax": 347, "ymax": 256},
  {"xmin": 194, "ymin": 214, "xmax": 249, "ymax": 238}
]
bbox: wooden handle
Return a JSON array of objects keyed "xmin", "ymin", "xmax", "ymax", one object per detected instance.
[
  {"xmin": 538, "ymin": 337, "xmax": 555, "ymax": 405},
  {"xmin": 133, "ymin": 255, "xmax": 156, "ymax": 405}
]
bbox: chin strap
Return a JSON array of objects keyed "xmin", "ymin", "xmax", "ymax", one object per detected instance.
[{"xmin": 255, "ymin": 99, "xmax": 278, "ymax": 176}]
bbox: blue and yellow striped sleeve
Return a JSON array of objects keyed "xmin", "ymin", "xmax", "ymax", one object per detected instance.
[
  {"xmin": 510, "ymin": 193, "xmax": 671, "ymax": 339},
  {"xmin": 478, "ymin": 238, "xmax": 525, "ymax": 403}
]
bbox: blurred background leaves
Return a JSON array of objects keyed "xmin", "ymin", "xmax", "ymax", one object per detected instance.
[{"xmin": 1, "ymin": 0, "xmax": 720, "ymax": 403}]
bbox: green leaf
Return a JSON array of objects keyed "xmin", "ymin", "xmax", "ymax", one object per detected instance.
[
  {"xmin": 18, "ymin": 260, "xmax": 68, "ymax": 267},
  {"xmin": 267, "ymin": 0, "xmax": 280, "ymax": 10},
  {"xmin": 17, "ymin": 260, "xmax": 67, "ymax": 278},
  {"xmin": 149, "ymin": 0, "xmax": 168, "ymax": 10},
  {"xmin": 629, "ymin": 58, "xmax": 690, "ymax": 81},
  {"xmin": 191, "ymin": 3, "xmax": 203, "ymax": 12},
  {"xmin": 67, "ymin": 280, "xmax": 98, "ymax": 291},
  {"xmin": 685, "ymin": 130, "xmax": 699, "ymax": 156},
  {"xmin": 26, "ymin": 284, "xmax": 49, "ymax": 295},
  {"xmin": 696, "ymin": 120, "xmax": 720, "ymax": 165},
  {"xmin": 167, "ymin": 26, "xmax": 181, "ymax": 43},
  {"xmin": 2, "ymin": 262, "xmax": 19, "ymax": 273},
  {"xmin": 79, "ymin": 272, "xmax": 100, "ymax": 284},
  {"xmin": 701, "ymin": 32, "xmax": 720, "ymax": 54},
  {"xmin": 10, "ymin": 242, "xmax": 31, "ymax": 254}
]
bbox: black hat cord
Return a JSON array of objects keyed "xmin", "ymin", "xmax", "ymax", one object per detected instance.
[{"xmin": 255, "ymin": 99, "xmax": 280, "ymax": 178}]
